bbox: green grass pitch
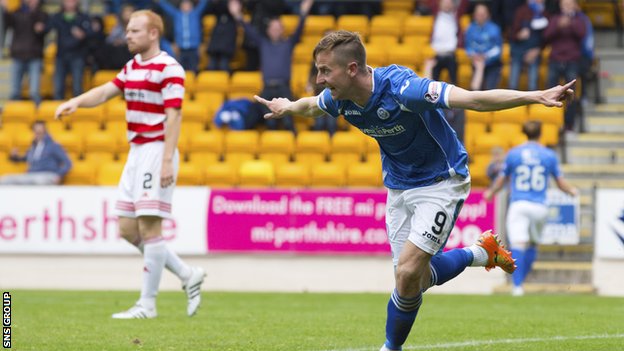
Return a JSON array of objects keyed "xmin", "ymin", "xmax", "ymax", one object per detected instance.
[{"xmin": 9, "ymin": 290, "xmax": 624, "ymax": 350}]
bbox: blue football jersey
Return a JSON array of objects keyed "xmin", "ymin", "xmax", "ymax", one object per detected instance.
[
  {"xmin": 503, "ymin": 141, "xmax": 562, "ymax": 204},
  {"xmin": 316, "ymin": 65, "xmax": 468, "ymax": 190}
]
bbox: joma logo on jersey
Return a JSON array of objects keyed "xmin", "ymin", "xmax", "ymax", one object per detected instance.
[
  {"xmin": 421, "ymin": 231, "xmax": 441, "ymax": 244},
  {"xmin": 343, "ymin": 110, "xmax": 362, "ymax": 116}
]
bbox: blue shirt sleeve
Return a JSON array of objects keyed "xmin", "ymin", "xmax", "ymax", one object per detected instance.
[
  {"xmin": 52, "ymin": 142, "xmax": 72, "ymax": 176},
  {"xmin": 549, "ymin": 150, "xmax": 562, "ymax": 179},
  {"xmin": 396, "ymin": 76, "xmax": 452, "ymax": 112},
  {"xmin": 317, "ymin": 88, "xmax": 340, "ymax": 117}
]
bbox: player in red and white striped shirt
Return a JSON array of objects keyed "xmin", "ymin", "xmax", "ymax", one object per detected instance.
[{"xmin": 55, "ymin": 9, "xmax": 205, "ymax": 320}]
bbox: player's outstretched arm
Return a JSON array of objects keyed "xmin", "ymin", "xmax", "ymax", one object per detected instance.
[
  {"xmin": 254, "ymin": 95, "xmax": 322, "ymax": 119},
  {"xmin": 448, "ymin": 80, "xmax": 576, "ymax": 111},
  {"xmin": 54, "ymin": 82, "xmax": 121, "ymax": 119},
  {"xmin": 483, "ymin": 174, "xmax": 508, "ymax": 201}
]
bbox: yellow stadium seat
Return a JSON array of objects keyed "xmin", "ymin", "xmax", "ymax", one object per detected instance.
[
  {"xmin": 0, "ymin": 130, "xmax": 13, "ymax": 152},
  {"xmin": 103, "ymin": 14, "xmax": 117, "ymax": 35},
  {"xmin": 490, "ymin": 122, "xmax": 523, "ymax": 137},
  {"xmin": 471, "ymin": 133, "xmax": 506, "ymax": 155},
  {"xmin": 46, "ymin": 120, "xmax": 67, "ymax": 136},
  {"xmin": 365, "ymin": 44, "xmax": 388, "ymax": 68},
  {"xmin": 331, "ymin": 131, "xmax": 364, "ymax": 160},
  {"xmin": 229, "ymin": 71, "xmax": 263, "ymax": 97},
  {"xmin": 0, "ymin": 158, "xmax": 27, "ymax": 176},
  {"xmin": 259, "ymin": 130, "xmax": 295, "ymax": 155},
  {"xmin": 104, "ymin": 100, "xmax": 126, "ymax": 123},
  {"xmin": 460, "ymin": 15, "xmax": 471, "ymax": 31},
  {"xmin": 347, "ymin": 162, "xmax": 383, "ymax": 187},
  {"xmin": 13, "ymin": 130, "xmax": 33, "ymax": 153},
  {"xmin": 194, "ymin": 92, "xmax": 225, "ymax": 125},
  {"xmin": 368, "ymin": 34, "xmax": 399, "ymax": 46},
  {"xmin": 370, "ymin": 15, "xmax": 403, "ymax": 37},
  {"xmin": 362, "ymin": 135, "xmax": 379, "ymax": 154},
  {"xmin": 63, "ymin": 160, "xmax": 97, "ymax": 185},
  {"xmin": 492, "ymin": 106, "xmax": 528, "ymax": 124},
  {"xmin": 43, "ymin": 43, "xmax": 56, "ymax": 65},
  {"xmin": 92, "ymin": 70, "xmax": 119, "ymax": 87},
  {"xmin": 195, "ymin": 71, "xmax": 230, "ymax": 94},
  {"xmin": 465, "ymin": 110, "xmax": 492, "ymax": 124},
  {"xmin": 469, "ymin": 158, "xmax": 490, "ymax": 188},
  {"xmin": 2, "ymin": 101, "xmax": 37, "ymax": 124},
  {"xmin": 204, "ymin": 161, "xmax": 238, "ymax": 187},
  {"xmin": 383, "ymin": 0, "xmax": 414, "ymax": 13},
  {"xmin": 296, "ymin": 130, "xmax": 330, "ymax": 155},
  {"xmin": 96, "ymin": 161, "xmax": 124, "ymax": 185},
  {"xmin": 386, "ymin": 44, "xmax": 421, "ymax": 72},
  {"xmin": 292, "ymin": 42, "xmax": 315, "ymax": 65},
  {"xmin": 239, "ymin": 160, "xmax": 275, "ymax": 187},
  {"xmin": 304, "ymin": 15, "xmax": 335, "ymax": 37},
  {"xmin": 188, "ymin": 129, "xmax": 224, "ymax": 154},
  {"xmin": 83, "ymin": 130, "xmax": 117, "ymax": 162},
  {"xmin": 274, "ymin": 162, "xmax": 310, "ymax": 188},
  {"xmin": 402, "ymin": 35, "xmax": 430, "ymax": 47},
  {"xmin": 177, "ymin": 162, "xmax": 203, "ymax": 185},
  {"xmin": 310, "ymin": 162, "xmax": 346, "ymax": 188},
  {"xmin": 528, "ymin": 104, "xmax": 564, "ymax": 127},
  {"xmin": 225, "ymin": 130, "xmax": 259, "ymax": 154},
  {"xmin": 223, "ymin": 152, "xmax": 254, "ymax": 168},
  {"xmin": 52, "ymin": 131, "xmax": 83, "ymax": 155},
  {"xmin": 69, "ymin": 106, "xmax": 105, "ymax": 134},
  {"xmin": 1, "ymin": 122, "xmax": 31, "ymax": 138},
  {"xmin": 182, "ymin": 101, "xmax": 209, "ymax": 125},
  {"xmin": 257, "ymin": 153, "xmax": 290, "ymax": 168},
  {"xmin": 36, "ymin": 100, "xmax": 63, "ymax": 122},
  {"xmin": 510, "ymin": 134, "xmax": 528, "ymax": 147},
  {"xmin": 337, "ymin": 15, "xmax": 369, "ymax": 38},
  {"xmin": 280, "ymin": 15, "xmax": 299, "ymax": 36},
  {"xmin": 403, "ymin": 15, "xmax": 434, "ymax": 38},
  {"xmin": 540, "ymin": 123, "xmax": 560, "ymax": 146}
]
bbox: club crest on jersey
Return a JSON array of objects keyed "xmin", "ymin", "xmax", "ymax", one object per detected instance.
[
  {"xmin": 377, "ymin": 108, "xmax": 390, "ymax": 120},
  {"xmin": 424, "ymin": 81, "xmax": 442, "ymax": 103}
]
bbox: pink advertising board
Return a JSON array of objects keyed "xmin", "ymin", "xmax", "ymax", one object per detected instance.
[{"xmin": 206, "ymin": 189, "xmax": 495, "ymax": 255}]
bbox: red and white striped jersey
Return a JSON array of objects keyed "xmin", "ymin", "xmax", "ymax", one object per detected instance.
[{"xmin": 112, "ymin": 52, "xmax": 185, "ymax": 144}]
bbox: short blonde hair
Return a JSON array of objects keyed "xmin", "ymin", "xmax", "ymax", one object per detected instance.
[
  {"xmin": 313, "ymin": 30, "xmax": 367, "ymax": 72},
  {"xmin": 131, "ymin": 10, "xmax": 164, "ymax": 37}
]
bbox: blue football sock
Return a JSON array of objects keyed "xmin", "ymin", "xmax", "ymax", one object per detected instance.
[
  {"xmin": 384, "ymin": 289, "xmax": 422, "ymax": 351},
  {"xmin": 523, "ymin": 246, "xmax": 537, "ymax": 282},
  {"xmin": 429, "ymin": 249, "xmax": 472, "ymax": 287},
  {"xmin": 511, "ymin": 248, "xmax": 526, "ymax": 287}
]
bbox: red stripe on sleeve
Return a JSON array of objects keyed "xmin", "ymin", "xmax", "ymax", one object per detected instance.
[{"xmin": 163, "ymin": 98, "xmax": 183, "ymax": 109}]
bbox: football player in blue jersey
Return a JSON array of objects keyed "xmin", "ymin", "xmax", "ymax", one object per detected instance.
[
  {"xmin": 484, "ymin": 121, "xmax": 577, "ymax": 296},
  {"xmin": 254, "ymin": 31, "xmax": 576, "ymax": 351}
]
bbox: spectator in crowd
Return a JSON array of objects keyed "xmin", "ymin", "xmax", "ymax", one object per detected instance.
[
  {"xmin": 0, "ymin": 121, "xmax": 72, "ymax": 185},
  {"xmin": 86, "ymin": 15, "xmax": 106, "ymax": 72},
  {"xmin": 103, "ymin": 4, "xmax": 135, "ymax": 69},
  {"xmin": 486, "ymin": 145, "xmax": 506, "ymax": 183},
  {"xmin": 240, "ymin": 0, "xmax": 287, "ymax": 71},
  {"xmin": 1, "ymin": 0, "xmax": 47, "ymax": 105},
  {"xmin": 229, "ymin": 0, "xmax": 313, "ymax": 132},
  {"xmin": 489, "ymin": 0, "xmax": 525, "ymax": 35},
  {"xmin": 509, "ymin": 0, "xmax": 549, "ymax": 91},
  {"xmin": 423, "ymin": 0, "xmax": 465, "ymax": 84},
  {"xmin": 544, "ymin": 0, "xmax": 586, "ymax": 131},
  {"xmin": 156, "ymin": 0, "xmax": 209, "ymax": 72},
  {"xmin": 47, "ymin": 0, "xmax": 93, "ymax": 100},
  {"xmin": 214, "ymin": 98, "xmax": 262, "ymax": 130},
  {"xmin": 206, "ymin": 0, "xmax": 237, "ymax": 71},
  {"xmin": 465, "ymin": 3, "xmax": 503, "ymax": 91}
]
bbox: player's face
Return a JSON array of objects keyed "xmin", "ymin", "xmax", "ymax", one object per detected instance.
[
  {"xmin": 314, "ymin": 50, "xmax": 352, "ymax": 100},
  {"xmin": 126, "ymin": 15, "xmax": 154, "ymax": 54}
]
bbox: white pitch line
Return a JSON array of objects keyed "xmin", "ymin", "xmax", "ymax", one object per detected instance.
[{"xmin": 317, "ymin": 333, "xmax": 624, "ymax": 351}]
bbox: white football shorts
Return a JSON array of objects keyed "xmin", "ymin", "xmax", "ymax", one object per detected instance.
[
  {"xmin": 506, "ymin": 200, "xmax": 549, "ymax": 246},
  {"xmin": 386, "ymin": 175, "xmax": 471, "ymax": 265},
  {"xmin": 114, "ymin": 142, "xmax": 179, "ymax": 219}
]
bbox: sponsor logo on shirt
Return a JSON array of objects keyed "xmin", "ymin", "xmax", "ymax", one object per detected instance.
[
  {"xmin": 377, "ymin": 108, "xmax": 390, "ymax": 120},
  {"xmin": 360, "ymin": 124, "xmax": 406, "ymax": 137},
  {"xmin": 424, "ymin": 81, "xmax": 442, "ymax": 104},
  {"xmin": 343, "ymin": 110, "xmax": 362, "ymax": 116}
]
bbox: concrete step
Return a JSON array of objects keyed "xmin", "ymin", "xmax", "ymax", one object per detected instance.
[
  {"xmin": 561, "ymin": 164, "xmax": 624, "ymax": 178},
  {"xmin": 567, "ymin": 178, "xmax": 624, "ymax": 189},
  {"xmin": 525, "ymin": 261, "xmax": 592, "ymax": 284},
  {"xmin": 565, "ymin": 132, "xmax": 624, "ymax": 148},
  {"xmin": 586, "ymin": 117, "xmax": 624, "ymax": 133},
  {"xmin": 494, "ymin": 283, "xmax": 595, "ymax": 294},
  {"xmin": 537, "ymin": 244, "xmax": 594, "ymax": 261},
  {"xmin": 566, "ymin": 147, "xmax": 624, "ymax": 164},
  {"xmin": 592, "ymin": 103, "xmax": 624, "ymax": 113}
]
